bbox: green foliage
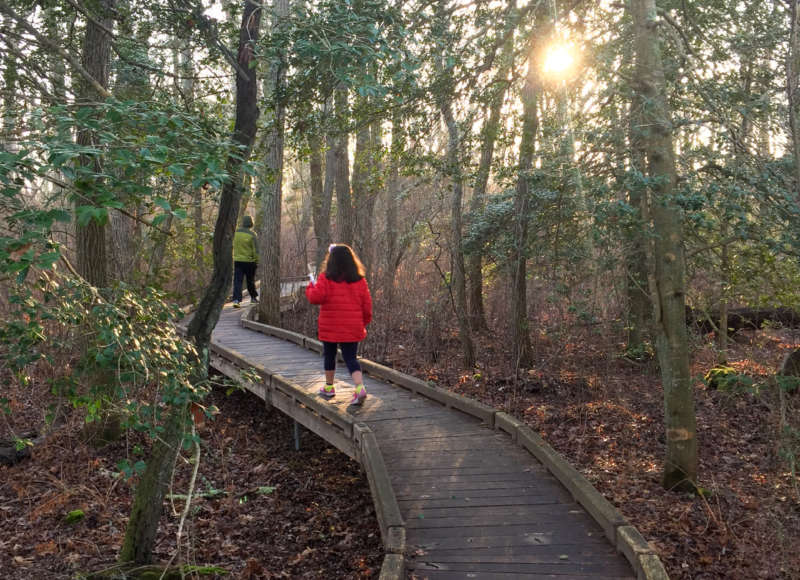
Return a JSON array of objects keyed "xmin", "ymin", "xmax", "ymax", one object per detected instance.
[
  {"xmin": 0, "ymin": 271, "xmax": 207, "ymax": 465},
  {"xmin": 65, "ymin": 509, "xmax": 85, "ymax": 524},
  {"xmin": 704, "ymin": 366, "xmax": 757, "ymax": 394},
  {"xmin": 776, "ymin": 375, "xmax": 800, "ymax": 394},
  {"xmin": 623, "ymin": 342, "xmax": 655, "ymax": 363}
]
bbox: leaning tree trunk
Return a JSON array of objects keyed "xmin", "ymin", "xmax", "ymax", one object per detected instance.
[
  {"xmin": 632, "ymin": 0, "xmax": 697, "ymax": 492},
  {"xmin": 258, "ymin": 0, "xmax": 289, "ymax": 326},
  {"xmin": 120, "ymin": 1, "xmax": 262, "ymax": 564},
  {"xmin": 75, "ymin": 0, "xmax": 116, "ymax": 288},
  {"xmin": 509, "ymin": 38, "xmax": 538, "ymax": 371}
]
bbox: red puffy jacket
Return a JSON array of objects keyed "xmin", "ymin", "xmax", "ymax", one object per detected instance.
[{"xmin": 305, "ymin": 273, "xmax": 372, "ymax": 343}]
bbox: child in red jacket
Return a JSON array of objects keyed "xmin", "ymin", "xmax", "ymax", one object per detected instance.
[{"xmin": 305, "ymin": 244, "xmax": 373, "ymax": 405}]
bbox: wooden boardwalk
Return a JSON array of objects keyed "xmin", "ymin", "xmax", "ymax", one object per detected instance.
[{"xmin": 206, "ymin": 305, "xmax": 643, "ymax": 579}]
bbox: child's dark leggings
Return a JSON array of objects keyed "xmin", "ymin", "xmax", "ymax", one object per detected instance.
[{"xmin": 323, "ymin": 341, "xmax": 361, "ymax": 374}]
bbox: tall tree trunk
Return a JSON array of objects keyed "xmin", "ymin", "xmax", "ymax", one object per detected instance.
[
  {"xmin": 75, "ymin": 0, "xmax": 116, "ymax": 288},
  {"xmin": 258, "ymin": 0, "xmax": 289, "ymax": 326},
  {"xmin": 625, "ymin": 47, "xmax": 652, "ymax": 349},
  {"xmin": 352, "ymin": 116, "xmax": 372, "ymax": 261},
  {"xmin": 316, "ymin": 97, "xmax": 337, "ymax": 266},
  {"xmin": 434, "ymin": 16, "xmax": 475, "ymax": 367},
  {"xmin": 309, "ymin": 129, "xmax": 332, "ymax": 268},
  {"xmin": 468, "ymin": 24, "xmax": 514, "ymax": 331},
  {"xmin": 2, "ymin": 16, "xmax": 17, "ymax": 149},
  {"xmin": 632, "ymin": 0, "xmax": 697, "ymax": 492},
  {"xmin": 510, "ymin": 41, "xmax": 538, "ymax": 370},
  {"xmin": 789, "ymin": 0, "xmax": 800, "ymax": 195},
  {"xmin": 120, "ymin": 1, "xmax": 262, "ymax": 563},
  {"xmin": 380, "ymin": 110, "xmax": 403, "ymax": 359},
  {"xmin": 335, "ymin": 83, "xmax": 355, "ymax": 246}
]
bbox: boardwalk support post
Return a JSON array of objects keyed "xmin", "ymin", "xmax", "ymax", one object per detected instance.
[{"xmin": 293, "ymin": 420, "xmax": 301, "ymax": 451}]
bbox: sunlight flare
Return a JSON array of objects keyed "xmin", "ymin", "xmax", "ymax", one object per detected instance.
[{"xmin": 541, "ymin": 40, "xmax": 579, "ymax": 80}]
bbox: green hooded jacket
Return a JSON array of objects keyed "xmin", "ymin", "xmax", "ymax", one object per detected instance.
[{"xmin": 233, "ymin": 216, "xmax": 258, "ymax": 263}]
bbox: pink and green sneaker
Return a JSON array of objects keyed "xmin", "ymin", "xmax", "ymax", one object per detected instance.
[
  {"xmin": 319, "ymin": 384, "xmax": 335, "ymax": 398},
  {"xmin": 350, "ymin": 384, "xmax": 367, "ymax": 405}
]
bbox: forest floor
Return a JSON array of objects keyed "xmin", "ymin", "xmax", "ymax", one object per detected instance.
[{"xmin": 2, "ymin": 307, "xmax": 799, "ymax": 579}]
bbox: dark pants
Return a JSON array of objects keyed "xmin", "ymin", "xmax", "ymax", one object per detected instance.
[
  {"xmin": 323, "ymin": 341, "xmax": 361, "ymax": 373},
  {"xmin": 233, "ymin": 261, "xmax": 258, "ymax": 302}
]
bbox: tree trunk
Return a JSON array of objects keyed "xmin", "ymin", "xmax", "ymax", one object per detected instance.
[
  {"xmin": 257, "ymin": 0, "xmax": 289, "ymax": 326},
  {"xmin": 75, "ymin": 0, "xmax": 116, "ymax": 288},
  {"xmin": 2, "ymin": 15, "xmax": 18, "ymax": 147},
  {"xmin": 352, "ymin": 116, "xmax": 372, "ymax": 262},
  {"xmin": 624, "ymin": 47, "xmax": 652, "ymax": 349},
  {"xmin": 468, "ymin": 28, "xmax": 514, "ymax": 332},
  {"xmin": 440, "ymin": 97, "xmax": 475, "ymax": 367},
  {"xmin": 309, "ymin": 129, "xmax": 332, "ymax": 268},
  {"xmin": 380, "ymin": 111, "xmax": 403, "ymax": 359},
  {"xmin": 509, "ymin": 41, "xmax": 538, "ymax": 370},
  {"xmin": 334, "ymin": 84, "xmax": 355, "ymax": 246},
  {"xmin": 788, "ymin": 0, "xmax": 800, "ymax": 194},
  {"xmin": 121, "ymin": 1, "xmax": 262, "ymax": 563},
  {"xmin": 632, "ymin": 0, "xmax": 697, "ymax": 492}
]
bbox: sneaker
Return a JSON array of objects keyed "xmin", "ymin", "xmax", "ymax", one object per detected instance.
[
  {"xmin": 232, "ymin": 300, "xmax": 241, "ymax": 308},
  {"xmin": 251, "ymin": 298, "xmax": 259, "ymax": 304},
  {"xmin": 349, "ymin": 385, "xmax": 367, "ymax": 405},
  {"xmin": 319, "ymin": 384, "xmax": 335, "ymax": 398}
]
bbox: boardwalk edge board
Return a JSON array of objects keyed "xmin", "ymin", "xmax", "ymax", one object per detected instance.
[{"xmin": 218, "ymin": 311, "xmax": 666, "ymax": 580}]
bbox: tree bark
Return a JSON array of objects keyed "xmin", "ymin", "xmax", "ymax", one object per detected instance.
[
  {"xmin": 121, "ymin": 1, "xmax": 262, "ymax": 564},
  {"xmin": 258, "ymin": 0, "xmax": 289, "ymax": 326},
  {"xmin": 632, "ymin": 0, "xmax": 697, "ymax": 492},
  {"xmin": 509, "ymin": 40, "xmax": 538, "ymax": 370},
  {"xmin": 75, "ymin": 0, "xmax": 116, "ymax": 288},
  {"xmin": 624, "ymin": 44, "xmax": 652, "ymax": 349},
  {"xmin": 309, "ymin": 129, "xmax": 331, "ymax": 268},
  {"xmin": 788, "ymin": 0, "xmax": 800, "ymax": 195},
  {"xmin": 334, "ymin": 83, "xmax": 355, "ymax": 246},
  {"xmin": 468, "ymin": 20, "xmax": 514, "ymax": 332}
]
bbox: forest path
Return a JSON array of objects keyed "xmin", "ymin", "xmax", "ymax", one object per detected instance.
[{"xmin": 207, "ymin": 304, "xmax": 638, "ymax": 579}]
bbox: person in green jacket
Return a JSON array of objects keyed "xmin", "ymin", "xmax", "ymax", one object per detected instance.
[{"xmin": 232, "ymin": 215, "xmax": 258, "ymax": 308}]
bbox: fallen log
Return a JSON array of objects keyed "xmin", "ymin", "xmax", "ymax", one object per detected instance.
[{"xmin": 687, "ymin": 307, "xmax": 800, "ymax": 335}]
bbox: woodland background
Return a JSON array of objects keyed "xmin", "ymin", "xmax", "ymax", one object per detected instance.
[{"xmin": 1, "ymin": 0, "xmax": 800, "ymax": 578}]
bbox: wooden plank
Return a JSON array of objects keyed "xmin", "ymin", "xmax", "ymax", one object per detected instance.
[
  {"xmin": 394, "ymin": 485, "xmax": 564, "ymax": 501},
  {"xmin": 393, "ymin": 480, "xmax": 562, "ymax": 497},
  {"xmin": 405, "ymin": 523, "xmax": 604, "ymax": 540},
  {"xmin": 403, "ymin": 504, "xmax": 587, "ymax": 521},
  {"xmin": 417, "ymin": 544, "xmax": 622, "ymax": 561},
  {"xmin": 409, "ymin": 530, "xmax": 609, "ymax": 550},
  {"xmin": 405, "ymin": 512, "xmax": 592, "ymax": 529},
  {"xmin": 388, "ymin": 465, "xmax": 548, "ymax": 478},
  {"xmin": 407, "ymin": 571, "xmax": 633, "ymax": 580},
  {"xmin": 398, "ymin": 494, "xmax": 569, "ymax": 510},
  {"xmin": 409, "ymin": 559, "xmax": 634, "ymax": 576}
]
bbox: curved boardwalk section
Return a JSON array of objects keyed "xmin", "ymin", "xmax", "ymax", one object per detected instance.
[{"xmin": 204, "ymin": 306, "xmax": 661, "ymax": 579}]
